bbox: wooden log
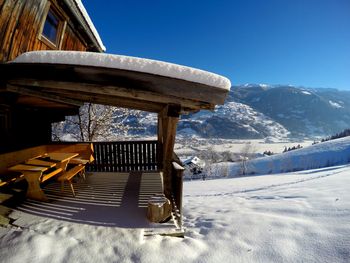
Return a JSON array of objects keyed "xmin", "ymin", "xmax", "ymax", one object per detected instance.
[{"xmin": 147, "ymin": 194, "xmax": 172, "ymax": 223}]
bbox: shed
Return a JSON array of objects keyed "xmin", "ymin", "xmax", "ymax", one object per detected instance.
[
  {"xmin": 0, "ymin": 0, "xmax": 231, "ymax": 233},
  {"xmin": 0, "ymin": 51, "xmax": 230, "ymax": 230}
]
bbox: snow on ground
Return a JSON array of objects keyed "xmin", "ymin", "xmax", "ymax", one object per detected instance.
[
  {"xmin": 223, "ymin": 136, "xmax": 350, "ymax": 176},
  {"xmin": 183, "ymin": 165, "xmax": 350, "ymax": 262},
  {"xmin": 175, "ymin": 138, "xmax": 313, "ymax": 156},
  {"xmin": 1, "ymin": 165, "xmax": 349, "ymax": 262}
]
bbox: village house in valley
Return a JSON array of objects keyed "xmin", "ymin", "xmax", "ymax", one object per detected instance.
[{"xmin": 0, "ymin": 0, "xmax": 230, "ymax": 236}]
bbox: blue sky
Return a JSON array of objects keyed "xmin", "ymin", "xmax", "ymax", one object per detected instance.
[{"xmin": 83, "ymin": 0, "xmax": 350, "ymax": 90}]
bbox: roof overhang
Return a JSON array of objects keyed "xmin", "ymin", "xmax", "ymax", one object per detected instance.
[
  {"xmin": 0, "ymin": 51, "xmax": 231, "ymax": 115},
  {"xmin": 63, "ymin": 0, "xmax": 106, "ymax": 52}
]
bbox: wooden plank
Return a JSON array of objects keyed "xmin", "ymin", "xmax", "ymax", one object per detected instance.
[
  {"xmin": 121, "ymin": 142, "xmax": 125, "ymax": 171},
  {"xmin": 0, "ymin": 145, "xmax": 47, "ymax": 174},
  {"xmin": 6, "ymin": 84, "xmax": 84, "ymax": 106},
  {"xmin": 113, "ymin": 143, "xmax": 118, "ymax": 172},
  {"xmin": 117, "ymin": 143, "xmax": 122, "ymax": 172},
  {"xmin": 8, "ymin": 164, "xmax": 48, "ymax": 173},
  {"xmin": 41, "ymin": 88, "xmax": 165, "ymax": 113},
  {"xmin": 46, "ymin": 152, "xmax": 79, "ymax": 162},
  {"xmin": 8, "ymin": 0, "xmax": 28, "ymax": 60},
  {"xmin": 151, "ymin": 143, "xmax": 155, "ymax": 170},
  {"xmin": 119, "ymin": 143, "xmax": 124, "ymax": 172},
  {"xmin": 41, "ymin": 167, "xmax": 62, "ymax": 183},
  {"xmin": 109, "ymin": 143, "xmax": 114, "ymax": 172},
  {"xmin": 95, "ymin": 143, "xmax": 101, "ymax": 172},
  {"xmin": 25, "ymin": 159, "xmax": 56, "ymax": 168},
  {"xmin": 105, "ymin": 143, "xmax": 110, "ymax": 172},
  {"xmin": 129, "ymin": 142, "xmax": 134, "ymax": 171},
  {"xmin": 104, "ymin": 143, "xmax": 109, "ymax": 172},
  {"xmin": 126, "ymin": 143, "xmax": 130, "ymax": 171},
  {"xmin": 101, "ymin": 143, "xmax": 106, "ymax": 172},
  {"xmin": 134, "ymin": 142, "xmax": 139, "ymax": 171},
  {"xmin": 147, "ymin": 142, "xmax": 151, "ymax": 170},
  {"xmin": 7, "ymin": 77, "xmax": 216, "ymax": 111},
  {"xmin": 0, "ymin": 0, "xmax": 23, "ymax": 61}
]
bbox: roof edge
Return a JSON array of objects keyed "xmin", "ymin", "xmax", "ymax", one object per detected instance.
[{"xmin": 63, "ymin": 0, "xmax": 106, "ymax": 52}]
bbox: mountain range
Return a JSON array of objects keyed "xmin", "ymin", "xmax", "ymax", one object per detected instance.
[{"xmin": 127, "ymin": 84, "xmax": 350, "ymax": 140}]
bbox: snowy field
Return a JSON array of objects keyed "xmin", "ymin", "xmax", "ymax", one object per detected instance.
[
  {"xmin": 175, "ymin": 138, "xmax": 313, "ymax": 157},
  {"xmin": 222, "ymin": 136, "xmax": 350, "ymax": 177},
  {"xmin": 1, "ymin": 164, "xmax": 349, "ymax": 262}
]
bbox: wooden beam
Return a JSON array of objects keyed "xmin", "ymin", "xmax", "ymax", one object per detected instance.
[
  {"xmin": 7, "ymin": 79, "xmax": 214, "ymax": 111},
  {"xmin": 2, "ymin": 63, "xmax": 228, "ymax": 105},
  {"xmin": 160, "ymin": 105, "xmax": 180, "ymax": 198},
  {"xmin": 6, "ymin": 84, "xmax": 83, "ymax": 107},
  {"xmin": 43, "ymin": 88, "xmax": 165, "ymax": 113}
]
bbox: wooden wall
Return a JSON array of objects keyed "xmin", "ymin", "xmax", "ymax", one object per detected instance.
[
  {"xmin": 0, "ymin": 0, "xmax": 94, "ymax": 152},
  {"xmin": 0, "ymin": 0, "xmax": 88, "ymax": 62}
]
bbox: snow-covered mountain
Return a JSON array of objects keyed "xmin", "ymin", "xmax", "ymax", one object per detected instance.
[
  {"xmin": 54, "ymin": 84, "xmax": 350, "ymax": 140},
  {"xmin": 125, "ymin": 101, "xmax": 290, "ymax": 139},
  {"xmin": 177, "ymin": 101, "xmax": 289, "ymax": 139},
  {"xmin": 176, "ymin": 84, "xmax": 350, "ymax": 139},
  {"xmin": 230, "ymin": 84, "xmax": 350, "ymax": 138}
]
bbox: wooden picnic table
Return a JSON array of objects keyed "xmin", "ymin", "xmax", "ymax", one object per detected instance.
[
  {"xmin": 25, "ymin": 159, "xmax": 56, "ymax": 168},
  {"xmin": 45, "ymin": 152, "xmax": 79, "ymax": 162},
  {"xmin": 9, "ymin": 153, "xmax": 79, "ymax": 201}
]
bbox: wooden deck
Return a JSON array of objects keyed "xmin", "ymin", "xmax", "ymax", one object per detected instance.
[{"xmin": 13, "ymin": 172, "xmax": 180, "ymax": 232}]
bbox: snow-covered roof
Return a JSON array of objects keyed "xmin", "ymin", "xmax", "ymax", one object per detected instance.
[
  {"xmin": 63, "ymin": 0, "xmax": 105, "ymax": 52},
  {"xmin": 73, "ymin": 0, "xmax": 106, "ymax": 52},
  {"xmin": 12, "ymin": 51, "xmax": 231, "ymax": 91}
]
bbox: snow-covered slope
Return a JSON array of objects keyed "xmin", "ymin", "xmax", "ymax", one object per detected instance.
[
  {"xmin": 178, "ymin": 102, "xmax": 290, "ymax": 139},
  {"xmin": 119, "ymin": 101, "xmax": 290, "ymax": 140},
  {"xmin": 127, "ymin": 85, "xmax": 350, "ymax": 140},
  {"xmin": 231, "ymin": 85, "xmax": 350, "ymax": 137},
  {"xmin": 223, "ymin": 136, "xmax": 350, "ymax": 176},
  {"xmin": 1, "ymin": 165, "xmax": 349, "ymax": 262}
]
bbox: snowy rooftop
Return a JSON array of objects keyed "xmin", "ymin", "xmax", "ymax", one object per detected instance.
[{"xmin": 12, "ymin": 51, "xmax": 231, "ymax": 91}]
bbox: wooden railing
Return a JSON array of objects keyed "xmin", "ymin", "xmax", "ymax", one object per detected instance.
[{"xmin": 87, "ymin": 140, "xmax": 161, "ymax": 172}]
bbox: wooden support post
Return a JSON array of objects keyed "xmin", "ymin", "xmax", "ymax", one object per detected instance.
[
  {"xmin": 157, "ymin": 114, "xmax": 163, "ymax": 145},
  {"xmin": 159, "ymin": 105, "xmax": 180, "ymax": 198}
]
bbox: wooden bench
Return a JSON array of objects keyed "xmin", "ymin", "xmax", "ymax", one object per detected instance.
[
  {"xmin": 0, "ymin": 143, "xmax": 92, "ymax": 199},
  {"xmin": 40, "ymin": 168, "xmax": 63, "ymax": 183},
  {"xmin": 0, "ymin": 172, "xmax": 24, "ymax": 187},
  {"xmin": 57, "ymin": 165, "xmax": 85, "ymax": 197}
]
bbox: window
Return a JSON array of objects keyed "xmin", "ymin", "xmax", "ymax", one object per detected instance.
[
  {"xmin": 39, "ymin": 3, "xmax": 66, "ymax": 49},
  {"xmin": 42, "ymin": 10, "xmax": 60, "ymax": 44}
]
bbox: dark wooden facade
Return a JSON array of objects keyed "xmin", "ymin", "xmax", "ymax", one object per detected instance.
[
  {"xmin": 0, "ymin": 0, "xmax": 102, "ymax": 62},
  {"xmin": 0, "ymin": 0, "xmax": 103, "ymax": 152}
]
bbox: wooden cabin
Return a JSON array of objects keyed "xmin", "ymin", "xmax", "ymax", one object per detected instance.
[
  {"xmin": 0, "ymin": 1, "xmax": 231, "ymax": 233},
  {"xmin": 0, "ymin": 0, "xmax": 104, "ymax": 152}
]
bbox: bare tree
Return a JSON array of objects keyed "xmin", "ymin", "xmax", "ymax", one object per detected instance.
[
  {"xmin": 239, "ymin": 143, "xmax": 255, "ymax": 175},
  {"xmin": 52, "ymin": 103, "xmax": 142, "ymax": 142}
]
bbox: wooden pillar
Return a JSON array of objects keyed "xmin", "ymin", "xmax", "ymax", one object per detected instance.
[{"xmin": 158, "ymin": 105, "xmax": 180, "ymax": 198}]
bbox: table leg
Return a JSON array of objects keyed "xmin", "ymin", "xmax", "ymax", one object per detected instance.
[
  {"xmin": 55, "ymin": 160, "xmax": 70, "ymax": 172},
  {"xmin": 23, "ymin": 171, "xmax": 48, "ymax": 202}
]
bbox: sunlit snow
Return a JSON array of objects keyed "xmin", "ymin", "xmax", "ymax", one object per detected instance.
[{"xmin": 12, "ymin": 51, "xmax": 231, "ymax": 91}]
